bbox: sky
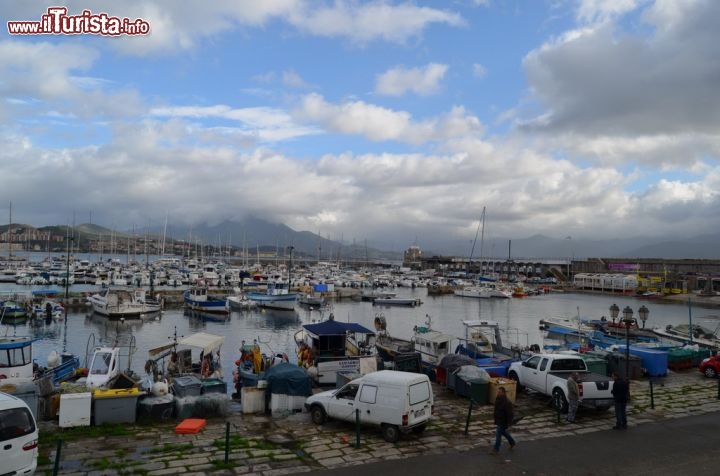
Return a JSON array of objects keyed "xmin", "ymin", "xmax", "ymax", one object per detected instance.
[{"xmin": 1, "ymin": 0, "xmax": 719, "ymax": 252}]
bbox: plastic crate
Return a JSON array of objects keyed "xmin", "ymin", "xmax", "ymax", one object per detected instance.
[{"xmin": 172, "ymin": 375, "xmax": 202, "ymax": 397}]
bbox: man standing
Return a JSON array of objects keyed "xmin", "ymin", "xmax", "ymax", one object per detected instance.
[
  {"xmin": 611, "ymin": 372, "xmax": 629, "ymax": 429},
  {"xmin": 566, "ymin": 372, "xmax": 580, "ymax": 423},
  {"xmin": 491, "ymin": 386, "xmax": 516, "ymax": 454}
]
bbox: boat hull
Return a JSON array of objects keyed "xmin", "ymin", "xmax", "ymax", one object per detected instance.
[{"xmin": 247, "ymin": 292, "xmax": 298, "ymax": 311}]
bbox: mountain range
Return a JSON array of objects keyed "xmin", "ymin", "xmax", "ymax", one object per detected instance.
[{"xmin": 3, "ymin": 218, "xmax": 719, "ymax": 260}]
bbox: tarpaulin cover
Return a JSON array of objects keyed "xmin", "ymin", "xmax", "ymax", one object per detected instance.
[
  {"xmin": 438, "ymin": 354, "xmax": 477, "ymax": 372},
  {"xmin": 263, "ymin": 362, "xmax": 313, "ymax": 396},
  {"xmin": 303, "ymin": 320, "xmax": 374, "ymax": 336}
]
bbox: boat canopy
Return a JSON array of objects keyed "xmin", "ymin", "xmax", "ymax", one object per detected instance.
[
  {"xmin": 31, "ymin": 289, "xmax": 60, "ymax": 296},
  {"xmin": 147, "ymin": 332, "xmax": 225, "ymax": 358},
  {"xmin": 302, "ymin": 320, "xmax": 375, "ymax": 337},
  {"xmin": 0, "ymin": 336, "xmax": 36, "ymax": 349},
  {"xmin": 462, "ymin": 319, "xmax": 500, "ymax": 328}
]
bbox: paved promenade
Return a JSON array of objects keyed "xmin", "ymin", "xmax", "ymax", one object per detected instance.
[{"xmin": 38, "ymin": 370, "xmax": 720, "ymax": 475}]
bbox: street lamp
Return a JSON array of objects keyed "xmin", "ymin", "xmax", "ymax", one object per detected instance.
[
  {"xmin": 609, "ymin": 303, "xmax": 620, "ymax": 324},
  {"xmin": 638, "ymin": 305, "xmax": 649, "ymax": 329},
  {"xmin": 622, "ymin": 306, "xmax": 634, "ymax": 380}
]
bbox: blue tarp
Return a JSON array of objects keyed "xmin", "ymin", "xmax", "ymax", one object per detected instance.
[
  {"xmin": 303, "ymin": 320, "xmax": 374, "ymax": 336},
  {"xmin": 31, "ymin": 289, "xmax": 60, "ymax": 296},
  {"xmin": 263, "ymin": 362, "xmax": 313, "ymax": 396},
  {"xmin": 313, "ymin": 284, "xmax": 328, "ymax": 292}
]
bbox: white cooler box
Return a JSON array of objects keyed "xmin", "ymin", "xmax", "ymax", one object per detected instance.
[
  {"xmin": 269, "ymin": 393, "xmax": 306, "ymax": 414},
  {"xmin": 59, "ymin": 392, "xmax": 92, "ymax": 427}
]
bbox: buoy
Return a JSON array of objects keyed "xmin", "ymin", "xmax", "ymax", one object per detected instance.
[{"xmin": 47, "ymin": 350, "xmax": 60, "ymax": 368}]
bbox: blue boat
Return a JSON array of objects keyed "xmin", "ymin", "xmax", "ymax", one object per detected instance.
[{"xmin": 183, "ymin": 287, "xmax": 229, "ymax": 314}]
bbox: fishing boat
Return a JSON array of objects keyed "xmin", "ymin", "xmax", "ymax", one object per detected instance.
[
  {"xmin": 455, "ymin": 320, "xmax": 526, "ymax": 376},
  {"xmin": 293, "ymin": 314, "xmax": 377, "ymax": 386},
  {"xmin": 652, "ymin": 323, "xmax": 720, "ymax": 350},
  {"xmin": 373, "ymin": 313, "xmax": 415, "ymax": 363},
  {"xmin": 227, "ymin": 294, "xmax": 257, "ymax": 311},
  {"xmin": 247, "ymin": 282, "xmax": 299, "ymax": 311},
  {"xmin": 183, "ymin": 287, "xmax": 229, "ymax": 314},
  {"xmin": 87, "ymin": 288, "xmax": 162, "ymax": 319},
  {"xmin": 0, "ymin": 299, "xmax": 28, "ymax": 325},
  {"xmin": 372, "ymin": 296, "xmax": 422, "ymax": 307},
  {"xmin": 0, "ymin": 335, "xmax": 80, "ymax": 386}
]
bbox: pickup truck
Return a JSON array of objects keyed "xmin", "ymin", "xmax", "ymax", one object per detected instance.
[{"xmin": 508, "ymin": 353, "xmax": 614, "ymax": 413}]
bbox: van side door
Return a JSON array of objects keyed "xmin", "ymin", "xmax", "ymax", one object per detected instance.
[
  {"xmin": 326, "ymin": 383, "xmax": 359, "ymax": 422},
  {"xmin": 355, "ymin": 383, "xmax": 380, "ymax": 425}
]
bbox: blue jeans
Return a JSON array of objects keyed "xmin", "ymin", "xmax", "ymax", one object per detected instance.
[
  {"xmin": 614, "ymin": 401, "xmax": 627, "ymax": 427},
  {"xmin": 494, "ymin": 424, "xmax": 515, "ymax": 451}
]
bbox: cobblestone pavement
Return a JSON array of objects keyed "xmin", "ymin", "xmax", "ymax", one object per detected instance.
[{"xmin": 37, "ymin": 370, "xmax": 720, "ymax": 475}]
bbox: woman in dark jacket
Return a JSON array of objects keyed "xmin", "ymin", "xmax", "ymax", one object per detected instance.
[{"xmin": 491, "ymin": 386, "xmax": 516, "ymax": 454}]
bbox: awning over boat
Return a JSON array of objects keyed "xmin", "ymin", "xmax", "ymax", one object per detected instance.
[
  {"xmin": 302, "ymin": 320, "xmax": 375, "ymax": 337},
  {"xmin": 147, "ymin": 332, "xmax": 225, "ymax": 357},
  {"xmin": 0, "ymin": 337, "xmax": 36, "ymax": 349},
  {"xmin": 179, "ymin": 332, "xmax": 225, "ymax": 355}
]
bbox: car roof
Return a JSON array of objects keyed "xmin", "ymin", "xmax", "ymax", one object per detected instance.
[{"xmin": 0, "ymin": 391, "xmax": 31, "ymax": 411}]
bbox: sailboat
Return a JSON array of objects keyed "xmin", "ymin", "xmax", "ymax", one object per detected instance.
[{"xmin": 453, "ymin": 207, "xmax": 511, "ymax": 298}]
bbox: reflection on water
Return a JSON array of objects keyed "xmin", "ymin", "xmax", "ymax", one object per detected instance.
[{"xmin": 2, "ymin": 287, "xmax": 711, "ymax": 376}]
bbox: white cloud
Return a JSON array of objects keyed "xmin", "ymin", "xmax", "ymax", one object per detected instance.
[
  {"xmin": 282, "ymin": 70, "xmax": 311, "ymax": 89},
  {"xmin": 576, "ymin": 0, "xmax": 646, "ymax": 23},
  {"xmin": 375, "ymin": 63, "xmax": 449, "ymax": 96},
  {"xmin": 472, "ymin": 63, "xmax": 487, "ymax": 79},
  {"xmin": 296, "ymin": 93, "xmax": 483, "ymax": 144}
]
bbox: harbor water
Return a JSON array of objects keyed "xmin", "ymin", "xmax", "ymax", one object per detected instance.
[{"xmin": 2, "ymin": 286, "xmax": 715, "ymax": 387}]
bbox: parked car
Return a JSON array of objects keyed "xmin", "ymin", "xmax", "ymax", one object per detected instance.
[
  {"xmin": 0, "ymin": 391, "xmax": 39, "ymax": 476},
  {"xmin": 699, "ymin": 354, "xmax": 720, "ymax": 378},
  {"xmin": 304, "ymin": 370, "xmax": 433, "ymax": 442},
  {"xmin": 508, "ymin": 353, "xmax": 614, "ymax": 413}
]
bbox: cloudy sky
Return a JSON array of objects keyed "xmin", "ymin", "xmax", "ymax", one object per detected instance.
[{"xmin": 2, "ymin": 0, "xmax": 719, "ymax": 251}]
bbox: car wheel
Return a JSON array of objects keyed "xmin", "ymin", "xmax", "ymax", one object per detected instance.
[
  {"xmin": 704, "ymin": 367, "xmax": 717, "ymax": 378},
  {"xmin": 552, "ymin": 389, "xmax": 568, "ymax": 414},
  {"xmin": 310, "ymin": 405, "xmax": 327, "ymax": 425},
  {"xmin": 381, "ymin": 424, "xmax": 401, "ymax": 443}
]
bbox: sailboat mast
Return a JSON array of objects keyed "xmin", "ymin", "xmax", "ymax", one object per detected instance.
[{"xmin": 7, "ymin": 201, "xmax": 11, "ymax": 259}]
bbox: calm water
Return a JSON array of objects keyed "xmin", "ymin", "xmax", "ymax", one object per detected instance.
[{"xmin": 2, "ymin": 287, "xmax": 715, "ymax": 378}]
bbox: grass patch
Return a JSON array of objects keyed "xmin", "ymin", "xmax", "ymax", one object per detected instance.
[
  {"xmin": 39, "ymin": 423, "xmax": 136, "ymax": 445},
  {"xmin": 149, "ymin": 442, "xmax": 195, "ymax": 454},
  {"xmin": 212, "ymin": 435, "xmax": 277, "ymax": 451},
  {"xmin": 210, "ymin": 459, "xmax": 237, "ymax": 470}
]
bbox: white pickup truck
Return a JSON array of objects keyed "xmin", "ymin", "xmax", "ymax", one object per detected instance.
[{"xmin": 508, "ymin": 353, "xmax": 614, "ymax": 413}]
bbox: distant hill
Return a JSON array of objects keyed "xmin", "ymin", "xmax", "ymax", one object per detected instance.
[{"xmin": 3, "ymin": 219, "xmax": 719, "ymax": 260}]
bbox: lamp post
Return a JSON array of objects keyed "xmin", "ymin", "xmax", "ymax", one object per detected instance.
[
  {"xmin": 638, "ymin": 305, "xmax": 649, "ymax": 328},
  {"xmin": 622, "ymin": 306, "xmax": 634, "ymax": 380},
  {"xmin": 609, "ymin": 303, "xmax": 620, "ymax": 324}
]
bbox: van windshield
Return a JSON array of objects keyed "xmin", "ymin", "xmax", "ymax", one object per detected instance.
[
  {"xmin": 409, "ymin": 381, "xmax": 430, "ymax": 405},
  {"xmin": 0, "ymin": 407, "xmax": 36, "ymax": 442}
]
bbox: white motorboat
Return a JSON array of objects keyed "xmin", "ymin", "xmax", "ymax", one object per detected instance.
[{"xmin": 87, "ymin": 288, "xmax": 162, "ymax": 319}]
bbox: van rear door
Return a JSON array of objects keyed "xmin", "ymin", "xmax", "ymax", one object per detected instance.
[
  {"xmin": 406, "ymin": 379, "xmax": 432, "ymax": 426},
  {"xmin": 0, "ymin": 404, "xmax": 38, "ymax": 475}
]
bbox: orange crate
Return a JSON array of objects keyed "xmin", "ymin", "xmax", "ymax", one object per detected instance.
[{"xmin": 175, "ymin": 418, "xmax": 206, "ymax": 434}]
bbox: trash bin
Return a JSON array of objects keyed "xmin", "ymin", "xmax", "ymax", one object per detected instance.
[
  {"xmin": 488, "ymin": 377, "xmax": 516, "ymax": 404},
  {"xmin": 607, "ymin": 351, "xmax": 644, "ymax": 379},
  {"xmin": 469, "ymin": 379, "xmax": 489, "ymax": 404}
]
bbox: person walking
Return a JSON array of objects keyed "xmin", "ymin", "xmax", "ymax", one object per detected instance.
[
  {"xmin": 491, "ymin": 386, "xmax": 516, "ymax": 454},
  {"xmin": 566, "ymin": 372, "xmax": 580, "ymax": 423},
  {"xmin": 611, "ymin": 372, "xmax": 630, "ymax": 429}
]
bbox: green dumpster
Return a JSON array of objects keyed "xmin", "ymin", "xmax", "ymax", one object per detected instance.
[
  {"xmin": 581, "ymin": 356, "xmax": 608, "ymax": 376},
  {"xmin": 469, "ymin": 379, "xmax": 489, "ymax": 405}
]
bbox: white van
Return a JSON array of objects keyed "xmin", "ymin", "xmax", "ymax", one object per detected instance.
[
  {"xmin": 304, "ymin": 370, "xmax": 433, "ymax": 442},
  {"xmin": 0, "ymin": 392, "xmax": 39, "ymax": 476}
]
